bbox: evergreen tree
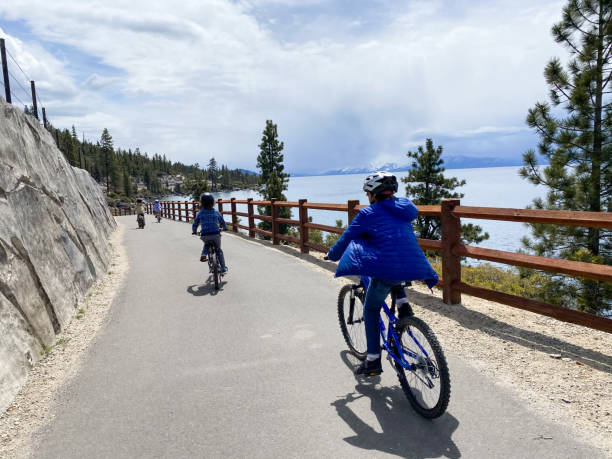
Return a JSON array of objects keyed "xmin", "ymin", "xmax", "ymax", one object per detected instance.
[
  {"xmin": 100, "ymin": 128, "xmax": 114, "ymax": 195},
  {"xmin": 208, "ymin": 157, "xmax": 218, "ymax": 191},
  {"xmin": 123, "ymin": 169, "xmax": 133, "ymax": 198},
  {"xmin": 256, "ymin": 120, "xmax": 291, "ymax": 234},
  {"xmin": 186, "ymin": 163, "xmax": 210, "ymax": 201},
  {"xmin": 257, "ymin": 120, "xmax": 289, "ymax": 189},
  {"xmin": 402, "ymin": 138, "xmax": 489, "ymax": 244},
  {"xmin": 520, "ymin": 0, "xmax": 612, "ymax": 314}
]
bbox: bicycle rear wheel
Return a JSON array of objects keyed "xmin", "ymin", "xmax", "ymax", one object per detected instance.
[
  {"xmin": 393, "ymin": 317, "xmax": 450, "ymax": 418},
  {"xmin": 212, "ymin": 255, "xmax": 219, "ymax": 290},
  {"xmin": 337, "ymin": 284, "xmax": 367, "ymax": 360}
]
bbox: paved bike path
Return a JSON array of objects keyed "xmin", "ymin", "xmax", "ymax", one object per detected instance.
[{"xmin": 31, "ymin": 217, "xmax": 605, "ymax": 458}]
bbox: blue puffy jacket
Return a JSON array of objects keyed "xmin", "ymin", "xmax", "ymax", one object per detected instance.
[{"xmin": 328, "ymin": 197, "xmax": 438, "ymax": 288}]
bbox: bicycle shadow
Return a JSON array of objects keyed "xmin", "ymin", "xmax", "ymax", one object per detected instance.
[
  {"xmin": 331, "ymin": 351, "xmax": 461, "ymax": 459},
  {"xmin": 186, "ymin": 278, "xmax": 226, "ymax": 296}
]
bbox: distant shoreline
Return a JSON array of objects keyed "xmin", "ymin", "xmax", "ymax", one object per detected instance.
[{"xmin": 291, "ymin": 163, "xmax": 543, "ymax": 178}]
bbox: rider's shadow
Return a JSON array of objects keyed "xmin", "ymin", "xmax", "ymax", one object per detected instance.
[
  {"xmin": 186, "ymin": 278, "xmax": 226, "ymax": 297},
  {"xmin": 331, "ymin": 351, "xmax": 461, "ymax": 459}
]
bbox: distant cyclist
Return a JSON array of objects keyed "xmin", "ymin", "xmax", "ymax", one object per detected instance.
[
  {"xmin": 327, "ymin": 172, "xmax": 438, "ymax": 376},
  {"xmin": 152, "ymin": 199, "xmax": 162, "ymax": 219},
  {"xmin": 134, "ymin": 197, "xmax": 146, "ymax": 224},
  {"xmin": 192, "ymin": 193, "xmax": 228, "ymax": 273}
]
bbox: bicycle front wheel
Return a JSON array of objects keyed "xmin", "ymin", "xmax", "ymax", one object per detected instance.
[
  {"xmin": 337, "ymin": 284, "xmax": 367, "ymax": 360},
  {"xmin": 393, "ymin": 317, "xmax": 450, "ymax": 418}
]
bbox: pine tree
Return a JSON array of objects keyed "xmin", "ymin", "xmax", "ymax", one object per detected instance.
[
  {"xmin": 99, "ymin": 128, "xmax": 114, "ymax": 195},
  {"xmin": 520, "ymin": 0, "xmax": 612, "ymax": 314},
  {"xmin": 208, "ymin": 157, "xmax": 218, "ymax": 191},
  {"xmin": 402, "ymin": 138, "xmax": 489, "ymax": 244},
  {"xmin": 256, "ymin": 120, "xmax": 291, "ymax": 234},
  {"xmin": 257, "ymin": 120, "xmax": 288, "ymax": 189},
  {"xmin": 123, "ymin": 169, "xmax": 133, "ymax": 198}
]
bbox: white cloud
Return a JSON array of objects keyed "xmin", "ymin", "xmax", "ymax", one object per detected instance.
[{"xmin": 0, "ymin": 0, "xmax": 567, "ymax": 173}]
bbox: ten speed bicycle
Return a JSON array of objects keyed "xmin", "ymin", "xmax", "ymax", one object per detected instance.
[{"xmin": 337, "ymin": 277, "xmax": 451, "ymax": 418}]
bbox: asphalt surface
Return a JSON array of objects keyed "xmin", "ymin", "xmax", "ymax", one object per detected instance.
[{"xmin": 31, "ymin": 217, "xmax": 606, "ymax": 458}]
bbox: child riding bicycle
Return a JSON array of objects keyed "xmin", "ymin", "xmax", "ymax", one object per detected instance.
[
  {"xmin": 327, "ymin": 172, "xmax": 438, "ymax": 376},
  {"xmin": 192, "ymin": 192, "xmax": 228, "ymax": 273},
  {"xmin": 152, "ymin": 199, "xmax": 162, "ymax": 218}
]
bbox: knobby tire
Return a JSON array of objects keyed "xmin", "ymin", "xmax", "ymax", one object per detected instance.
[
  {"xmin": 393, "ymin": 316, "xmax": 450, "ymax": 418},
  {"xmin": 212, "ymin": 255, "xmax": 219, "ymax": 290},
  {"xmin": 337, "ymin": 284, "xmax": 367, "ymax": 360}
]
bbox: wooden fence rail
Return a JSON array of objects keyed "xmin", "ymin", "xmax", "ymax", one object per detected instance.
[{"xmin": 113, "ymin": 198, "xmax": 612, "ymax": 333}]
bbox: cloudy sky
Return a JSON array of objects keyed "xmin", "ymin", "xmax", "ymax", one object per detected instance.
[{"xmin": 0, "ymin": 0, "xmax": 567, "ymax": 174}]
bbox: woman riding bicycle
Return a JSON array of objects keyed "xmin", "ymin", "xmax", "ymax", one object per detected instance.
[
  {"xmin": 327, "ymin": 172, "xmax": 438, "ymax": 376},
  {"xmin": 192, "ymin": 192, "xmax": 228, "ymax": 273}
]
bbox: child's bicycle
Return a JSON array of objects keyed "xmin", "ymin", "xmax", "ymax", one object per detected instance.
[
  {"xmin": 204, "ymin": 239, "xmax": 224, "ymax": 290},
  {"xmin": 193, "ymin": 232, "xmax": 225, "ymax": 290},
  {"xmin": 337, "ymin": 276, "xmax": 451, "ymax": 418}
]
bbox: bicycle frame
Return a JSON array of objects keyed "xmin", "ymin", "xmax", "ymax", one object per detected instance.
[{"xmin": 360, "ymin": 276, "xmax": 432, "ymax": 372}]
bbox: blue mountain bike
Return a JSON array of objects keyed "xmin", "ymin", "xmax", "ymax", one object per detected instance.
[{"xmin": 337, "ymin": 277, "xmax": 451, "ymax": 418}]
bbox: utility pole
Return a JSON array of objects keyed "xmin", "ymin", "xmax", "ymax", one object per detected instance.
[
  {"xmin": 42, "ymin": 107, "xmax": 47, "ymax": 128},
  {"xmin": 0, "ymin": 39, "xmax": 11, "ymax": 103},
  {"xmin": 30, "ymin": 81, "xmax": 38, "ymax": 119}
]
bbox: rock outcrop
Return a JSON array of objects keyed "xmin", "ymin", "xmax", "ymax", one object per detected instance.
[{"xmin": 0, "ymin": 99, "xmax": 116, "ymax": 412}]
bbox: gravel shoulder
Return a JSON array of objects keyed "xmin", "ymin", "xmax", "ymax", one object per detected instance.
[{"xmin": 0, "ymin": 224, "xmax": 128, "ymax": 459}]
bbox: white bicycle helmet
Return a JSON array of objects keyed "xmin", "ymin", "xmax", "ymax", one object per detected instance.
[{"xmin": 363, "ymin": 171, "xmax": 398, "ymax": 195}]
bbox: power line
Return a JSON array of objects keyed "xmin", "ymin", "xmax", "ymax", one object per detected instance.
[
  {"xmin": 7, "ymin": 68, "xmax": 30, "ymax": 101},
  {"xmin": 5, "ymin": 46, "xmax": 32, "ymax": 83},
  {"xmin": 9, "ymin": 90, "xmax": 26, "ymax": 108},
  {"xmin": 5, "ymin": 44, "xmax": 47, "ymax": 111}
]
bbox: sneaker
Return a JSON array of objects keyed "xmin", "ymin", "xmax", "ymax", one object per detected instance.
[
  {"xmin": 355, "ymin": 358, "xmax": 382, "ymax": 376},
  {"xmin": 200, "ymin": 254, "xmax": 208, "ymax": 262},
  {"xmin": 221, "ymin": 266, "xmax": 228, "ymax": 274}
]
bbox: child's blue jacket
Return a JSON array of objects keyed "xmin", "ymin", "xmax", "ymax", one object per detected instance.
[
  {"xmin": 328, "ymin": 197, "xmax": 438, "ymax": 288},
  {"xmin": 192, "ymin": 208, "xmax": 227, "ymax": 235}
]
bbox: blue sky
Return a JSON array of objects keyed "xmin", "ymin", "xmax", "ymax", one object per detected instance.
[{"xmin": 0, "ymin": 0, "xmax": 566, "ymax": 174}]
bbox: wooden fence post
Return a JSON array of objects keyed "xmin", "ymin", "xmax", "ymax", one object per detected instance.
[
  {"xmin": 270, "ymin": 198, "xmax": 279, "ymax": 244},
  {"xmin": 298, "ymin": 199, "xmax": 309, "ymax": 254},
  {"xmin": 184, "ymin": 201, "xmax": 189, "ymax": 221},
  {"xmin": 247, "ymin": 198, "xmax": 255, "ymax": 238},
  {"xmin": 192, "ymin": 201, "xmax": 197, "ymax": 220},
  {"xmin": 441, "ymin": 198, "xmax": 462, "ymax": 304},
  {"xmin": 217, "ymin": 199, "xmax": 223, "ymax": 218},
  {"xmin": 348, "ymin": 200, "xmax": 359, "ymax": 223},
  {"xmin": 231, "ymin": 198, "xmax": 238, "ymax": 232}
]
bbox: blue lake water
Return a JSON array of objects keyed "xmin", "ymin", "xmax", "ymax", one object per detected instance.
[{"xmin": 166, "ymin": 166, "xmax": 548, "ymax": 255}]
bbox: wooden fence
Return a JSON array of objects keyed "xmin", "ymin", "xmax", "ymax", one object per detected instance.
[{"xmin": 114, "ymin": 198, "xmax": 612, "ymax": 333}]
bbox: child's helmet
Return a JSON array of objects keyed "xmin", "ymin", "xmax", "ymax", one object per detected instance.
[
  {"xmin": 200, "ymin": 192, "xmax": 215, "ymax": 207},
  {"xmin": 155, "ymin": 199, "xmax": 159, "ymax": 203},
  {"xmin": 363, "ymin": 172, "xmax": 398, "ymax": 195},
  {"xmin": 136, "ymin": 197, "xmax": 143, "ymax": 202}
]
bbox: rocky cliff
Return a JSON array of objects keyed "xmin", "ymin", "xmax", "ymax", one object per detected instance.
[{"xmin": 0, "ymin": 99, "xmax": 116, "ymax": 412}]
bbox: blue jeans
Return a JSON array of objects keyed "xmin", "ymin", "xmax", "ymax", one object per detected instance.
[
  {"xmin": 363, "ymin": 278, "xmax": 404, "ymax": 355},
  {"xmin": 201, "ymin": 233, "xmax": 226, "ymax": 269}
]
